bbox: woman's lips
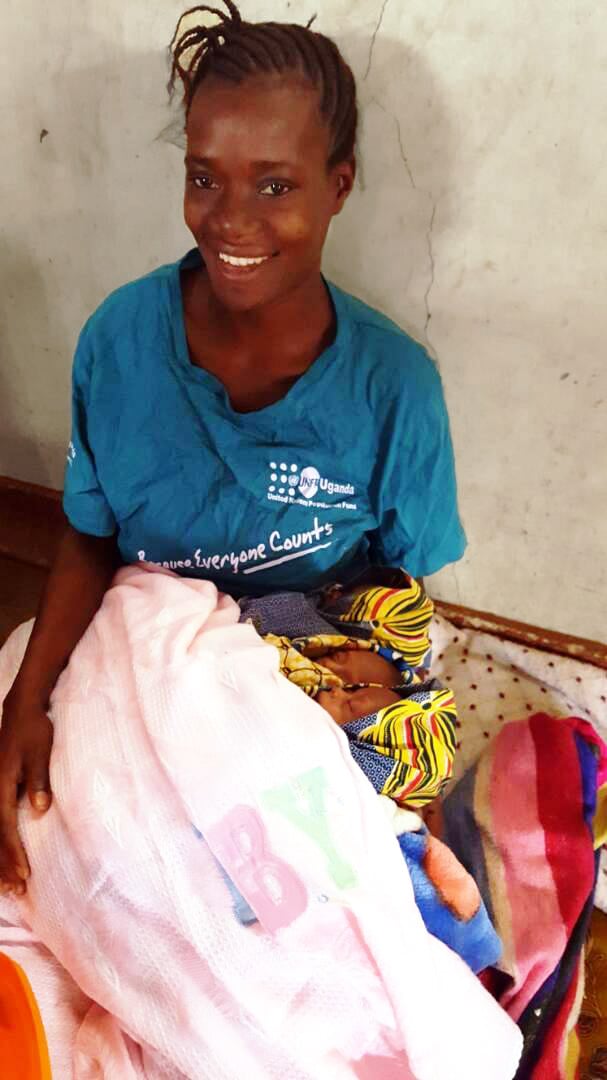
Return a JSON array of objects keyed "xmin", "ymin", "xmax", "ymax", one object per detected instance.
[{"xmin": 213, "ymin": 250, "xmax": 277, "ymax": 281}]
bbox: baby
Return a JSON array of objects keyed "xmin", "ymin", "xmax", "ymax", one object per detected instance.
[
  {"xmin": 240, "ymin": 572, "xmax": 457, "ymax": 809},
  {"xmin": 314, "ymin": 648, "xmax": 403, "ymax": 725},
  {"xmin": 239, "ymin": 581, "xmax": 503, "ymax": 974},
  {"xmin": 238, "ymin": 589, "xmax": 499, "ymax": 975}
]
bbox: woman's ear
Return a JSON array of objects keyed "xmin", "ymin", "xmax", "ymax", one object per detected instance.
[{"xmin": 332, "ymin": 158, "xmax": 356, "ymax": 215}]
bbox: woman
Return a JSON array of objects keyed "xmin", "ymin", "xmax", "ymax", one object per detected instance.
[{"xmin": 0, "ymin": 0, "xmax": 465, "ymax": 892}]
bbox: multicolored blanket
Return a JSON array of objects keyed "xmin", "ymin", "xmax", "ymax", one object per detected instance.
[{"xmin": 434, "ymin": 713, "xmax": 607, "ymax": 1079}]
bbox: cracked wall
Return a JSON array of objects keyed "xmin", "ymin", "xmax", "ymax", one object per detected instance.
[{"xmin": 1, "ymin": 0, "xmax": 605, "ymax": 638}]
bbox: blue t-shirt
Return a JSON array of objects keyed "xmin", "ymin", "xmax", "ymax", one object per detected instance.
[{"xmin": 64, "ymin": 248, "xmax": 466, "ymax": 595}]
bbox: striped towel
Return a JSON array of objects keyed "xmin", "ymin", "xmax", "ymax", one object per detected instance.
[{"xmin": 439, "ymin": 712, "xmax": 607, "ymax": 1079}]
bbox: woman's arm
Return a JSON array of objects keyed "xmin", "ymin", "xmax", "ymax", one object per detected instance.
[{"xmin": 0, "ymin": 524, "xmax": 120, "ymax": 892}]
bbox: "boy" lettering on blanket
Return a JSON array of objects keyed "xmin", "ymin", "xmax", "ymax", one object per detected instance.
[
  {"xmin": 263, "ymin": 766, "xmax": 357, "ymax": 890},
  {"xmin": 206, "ymin": 804, "xmax": 309, "ymax": 932},
  {"xmin": 206, "ymin": 768, "xmax": 357, "ymax": 933}
]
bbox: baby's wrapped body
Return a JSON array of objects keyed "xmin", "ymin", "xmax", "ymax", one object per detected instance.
[
  {"xmin": 239, "ymin": 571, "xmax": 457, "ymax": 809},
  {"xmin": 239, "ymin": 574, "xmax": 502, "ymax": 974}
]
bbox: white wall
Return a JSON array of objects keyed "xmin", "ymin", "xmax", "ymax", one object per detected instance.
[{"xmin": 1, "ymin": 0, "xmax": 605, "ymax": 640}]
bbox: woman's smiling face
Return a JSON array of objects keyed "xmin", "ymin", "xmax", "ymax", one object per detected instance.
[{"xmin": 183, "ymin": 74, "xmax": 354, "ymax": 312}]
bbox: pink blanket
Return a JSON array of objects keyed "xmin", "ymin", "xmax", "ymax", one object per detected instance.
[{"xmin": 0, "ymin": 566, "xmax": 522, "ymax": 1078}]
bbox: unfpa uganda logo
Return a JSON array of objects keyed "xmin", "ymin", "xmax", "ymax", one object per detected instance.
[
  {"xmin": 267, "ymin": 461, "xmax": 318, "ymax": 498},
  {"xmin": 267, "ymin": 461, "xmax": 355, "ymax": 505}
]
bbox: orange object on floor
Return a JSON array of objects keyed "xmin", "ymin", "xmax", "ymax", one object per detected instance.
[{"xmin": 0, "ymin": 952, "xmax": 51, "ymax": 1079}]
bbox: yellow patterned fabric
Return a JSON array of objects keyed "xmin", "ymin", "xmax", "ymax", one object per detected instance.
[
  {"xmin": 264, "ymin": 632, "xmax": 352, "ymax": 696},
  {"xmin": 348, "ymin": 686, "xmax": 457, "ymax": 807},
  {"xmin": 579, "ymin": 909, "xmax": 607, "ymax": 1079},
  {"xmin": 265, "ymin": 630, "xmax": 420, "ymax": 697},
  {"xmin": 267, "ymin": 577, "xmax": 435, "ymax": 697},
  {"xmin": 594, "ymin": 786, "xmax": 607, "ymax": 849},
  {"xmin": 264, "ymin": 577, "xmax": 456, "ymax": 807},
  {"xmin": 335, "ymin": 578, "xmax": 434, "ymax": 668}
]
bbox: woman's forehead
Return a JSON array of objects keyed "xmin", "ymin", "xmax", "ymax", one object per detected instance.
[{"xmin": 186, "ymin": 75, "xmax": 329, "ymax": 163}]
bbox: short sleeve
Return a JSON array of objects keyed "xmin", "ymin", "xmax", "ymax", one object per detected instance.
[
  {"xmin": 371, "ymin": 354, "xmax": 466, "ymax": 578},
  {"xmin": 63, "ymin": 324, "xmax": 116, "ymax": 537}
]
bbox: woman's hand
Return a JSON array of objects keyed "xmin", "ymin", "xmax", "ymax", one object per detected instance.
[
  {"xmin": 0, "ymin": 525, "xmax": 119, "ymax": 894},
  {"xmin": 0, "ymin": 691, "xmax": 53, "ymax": 894}
]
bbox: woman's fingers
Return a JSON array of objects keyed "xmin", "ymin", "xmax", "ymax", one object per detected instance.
[
  {"xmin": 0, "ymin": 878, "xmax": 26, "ymax": 897},
  {"xmin": 0, "ymin": 773, "xmax": 29, "ymax": 889},
  {"xmin": 0, "ymin": 705, "xmax": 53, "ymax": 893},
  {"xmin": 26, "ymin": 744, "xmax": 52, "ymax": 813}
]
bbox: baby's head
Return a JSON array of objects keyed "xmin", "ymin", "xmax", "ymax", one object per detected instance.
[
  {"xmin": 317, "ymin": 684, "xmax": 401, "ymax": 726},
  {"xmin": 315, "ymin": 647, "xmax": 403, "ymax": 726},
  {"xmin": 317, "ymin": 648, "xmax": 402, "ymax": 687}
]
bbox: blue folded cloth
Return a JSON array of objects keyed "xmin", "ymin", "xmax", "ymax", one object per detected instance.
[{"xmin": 397, "ymin": 827, "xmax": 502, "ymax": 974}]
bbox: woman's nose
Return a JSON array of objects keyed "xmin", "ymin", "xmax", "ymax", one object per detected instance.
[{"xmin": 211, "ymin": 188, "xmax": 256, "ymax": 241}]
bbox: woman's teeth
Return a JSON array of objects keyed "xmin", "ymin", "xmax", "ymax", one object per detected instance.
[{"xmin": 218, "ymin": 252, "xmax": 270, "ymax": 267}]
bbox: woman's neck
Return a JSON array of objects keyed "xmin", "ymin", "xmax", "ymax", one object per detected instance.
[{"xmin": 203, "ymin": 269, "xmax": 336, "ymax": 370}]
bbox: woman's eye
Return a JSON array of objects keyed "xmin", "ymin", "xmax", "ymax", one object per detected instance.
[
  {"xmin": 259, "ymin": 181, "xmax": 292, "ymax": 197},
  {"xmin": 191, "ymin": 176, "xmax": 216, "ymax": 190}
]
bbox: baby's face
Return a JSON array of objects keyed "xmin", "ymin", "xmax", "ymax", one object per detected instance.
[
  {"xmin": 318, "ymin": 649, "xmax": 401, "ymax": 687},
  {"xmin": 315, "ymin": 648, "xmax": 402, "ymax": 726},
  {"xmin": 316, "ymin": 686, "xmax": 401, "ymax": 726}
]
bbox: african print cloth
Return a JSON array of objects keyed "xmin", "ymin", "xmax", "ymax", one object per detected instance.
[
  {"xmin": 320, "ymin": 576, "xmax": 435, "ymax": 668},
  {"xmin": 239, "ymin": 572, "xmax": 457, "ymax": 808},
  {"xmin": 240, "ymin": 572, "xmax": 434, "ymax": 695},
  {"xmin": 343, "ymin": 679, "xmax": 457, "ymax": 807},
  {"xmin": 579, "ymin": 909, "xmax": 607, "ymax": 1079}
]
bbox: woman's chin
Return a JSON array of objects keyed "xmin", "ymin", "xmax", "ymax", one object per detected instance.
[{"xmin": 203, "ymin": 252, "xmax": 281, "ymax": 311}]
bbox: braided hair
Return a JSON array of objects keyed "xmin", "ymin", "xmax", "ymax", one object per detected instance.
[{"xmin": 168, "ymin": 1, "xmax": 358, "ymax": 169}]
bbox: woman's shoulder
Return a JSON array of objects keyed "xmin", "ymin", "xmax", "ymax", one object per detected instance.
[
  {"xmin": 329, "ymin": 281, "xmax": 440, "ymax": 393},
  {"xmin": 81, "ymin": 254, "xmax": 182, "ymax": 348}
]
